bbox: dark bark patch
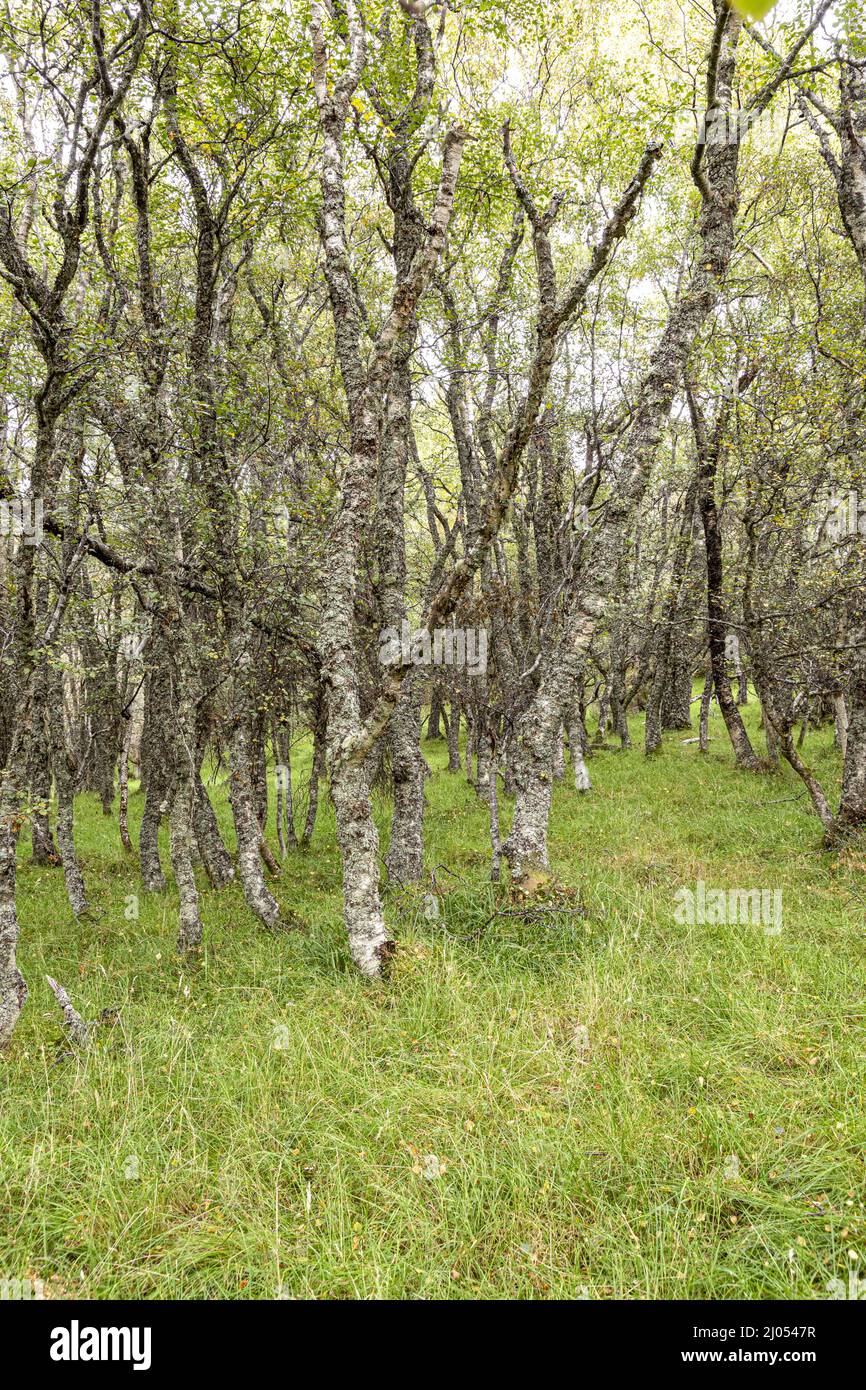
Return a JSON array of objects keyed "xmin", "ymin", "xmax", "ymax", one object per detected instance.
[{"xmin": 376, "ymin": 937, "xmax": 397, "ymax": 976}]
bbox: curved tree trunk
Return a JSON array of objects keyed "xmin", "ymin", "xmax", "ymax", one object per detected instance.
[
  {"xmin": 506, "ymin": 6, "xmax": 757, "ymax": 873},
  {"xmin": 687, "ymin": 382, "xmax": 761, "ymax": 770}
]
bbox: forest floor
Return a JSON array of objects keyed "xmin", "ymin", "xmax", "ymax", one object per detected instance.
[{"xmin": 1, "ymin": 696, "xmax": 864, "ymax": 1300}]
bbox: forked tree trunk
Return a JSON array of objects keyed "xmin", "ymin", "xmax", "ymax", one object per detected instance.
[
  {"xmin": 688, "ymin": 383, "xmax": 761, "ymax": 771},
  {"xmin": 309, "ymin": 4, "xmax": 466, "ymax": 971},
  {"xmin": 503, "ymin": 0, "xmax": 831, "ymax": 874},
  {"xmin": 193, "ymin": 771, "xmax": 234, "ymax": 888}
]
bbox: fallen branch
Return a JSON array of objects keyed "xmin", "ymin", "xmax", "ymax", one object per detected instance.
[{"xmin": 45, "ymin": 976, "xmax": 91, "ymax": 1048}]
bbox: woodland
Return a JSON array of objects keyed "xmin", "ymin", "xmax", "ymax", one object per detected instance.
[{"xmin": 0, "ymin": 0, "xmax": 864, "ymax": 1301}]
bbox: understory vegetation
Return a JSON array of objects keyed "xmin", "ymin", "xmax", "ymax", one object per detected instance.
[{"xmin": 2, "ymin": 698, "xmax": 864, "ymax": 1300}]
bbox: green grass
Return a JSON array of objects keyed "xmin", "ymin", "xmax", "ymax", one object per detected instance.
[{"xmin": 1, "ymin": 696, "xmax": 865, "ymax": 1299}]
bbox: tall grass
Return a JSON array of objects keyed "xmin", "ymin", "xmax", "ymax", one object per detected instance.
[{"xmin": 1, "ymin": 697, "xmax": 863, "ymax": 1298}]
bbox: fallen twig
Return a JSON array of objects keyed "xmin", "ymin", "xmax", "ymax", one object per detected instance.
[{"xmin": 45, "ymin": 976, "xmax": 91, "ymax": 1048}]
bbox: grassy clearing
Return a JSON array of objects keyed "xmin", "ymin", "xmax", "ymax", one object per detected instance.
[{"xmin": 1, "ymin": 696, "xmax": 864, "ymax": 1299}]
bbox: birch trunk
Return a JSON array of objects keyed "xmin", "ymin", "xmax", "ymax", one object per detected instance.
[
  {"xmin": 567, "ymin": 701, "xmax": 592, "ymax": 792},
  {"xmin": 139, "ymin": 659, "xmax": 169, "ymax": 892},
  {"xmin": 310, "ymin": 1, "xmax": 465, "ymax": 971},
  {"xmin": 830, "ymin": 625, "xmax": 866, "ymax": 841},
  {"xmin": 50, "ymin": 675, "xmax": 88, "ymax": 919},
  {"xmin": 687, "ymin": 381, "xmax": 761, "ymax": 770},
  {"xmin": 0, "ymin": 748, "xmax": 28, "ymax": 1048},
  {"xmin": 503, "ymin": 1, "xmax": 815, "ymax": 875}
]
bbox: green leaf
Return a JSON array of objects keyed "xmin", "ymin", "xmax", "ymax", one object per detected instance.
[{"xmin": 729, "ymin": 0, "xmax": 779, "ymax": 19}]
